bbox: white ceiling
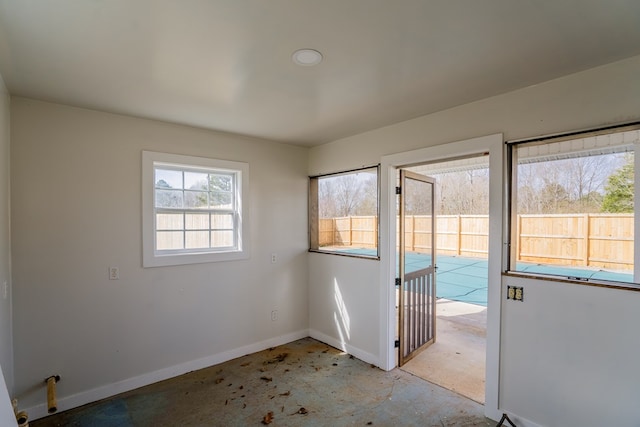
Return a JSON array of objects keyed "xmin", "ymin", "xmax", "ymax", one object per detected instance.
[{"xmin": 1, "ymin": 1, "xmax": 640, "ymax": 147}]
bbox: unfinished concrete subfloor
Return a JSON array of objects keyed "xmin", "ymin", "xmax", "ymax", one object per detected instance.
[
  {"xmin": 401, "ymin": 300, "xmax": 487, "ymax": 404},
  {"xmin": 31, "ymin": 338, "xmax": 494, "ymax": 426}
]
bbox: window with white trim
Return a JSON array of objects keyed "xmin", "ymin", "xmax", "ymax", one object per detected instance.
[{"xmin": 142, "ymin": 151, "xmax": 249, "ymax": 267}]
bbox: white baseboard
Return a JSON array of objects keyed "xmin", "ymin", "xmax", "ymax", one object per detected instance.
[
  {"xmin": 492, "ymin": 411, "xmax": 544, "ymax": 427},
  {"xmin": 27, "ymin": 329, "xmax": 309, "ymax": 421},
  {"xmin": 308, "ymin": 329, "xmax": 380, "ymax": 367}
]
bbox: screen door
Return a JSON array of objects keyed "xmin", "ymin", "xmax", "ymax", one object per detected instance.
[{"xmin": 398, "ymin": 169, "xmax": 436, "ymax": 365}]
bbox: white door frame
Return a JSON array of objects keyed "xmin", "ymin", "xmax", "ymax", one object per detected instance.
[{"xmin": 378, "ymin": 134, "xmax": 504, "ymax": 421}]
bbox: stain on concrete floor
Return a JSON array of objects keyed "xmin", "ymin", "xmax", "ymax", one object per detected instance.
[{"xmin": 31, "ymin": 338, "xmax": 494, "ymax": 426}]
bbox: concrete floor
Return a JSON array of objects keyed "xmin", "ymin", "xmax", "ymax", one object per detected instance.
[
  {"xmin": 31, "ymin": 338, "xmax": 495, "ymax": 427},
  {"xmin": 401, "ymin": 300, "xmax": 487, "ymax": 404}
]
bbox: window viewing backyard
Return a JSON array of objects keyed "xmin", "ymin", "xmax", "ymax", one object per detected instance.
[
  {"xmin": 142, "ymin": 151, "xmax": 249, "ymax": 267},
  {"xmin": 309, "ymin": 166, "xmax": 379, "ymax": 258},
  {"xmin": 312, "ymin": 125, "xmax": 637, "ymax": 303},
  {"xmin": 510, "ymin": 126, "xmax": 636, "ymax": 283}
]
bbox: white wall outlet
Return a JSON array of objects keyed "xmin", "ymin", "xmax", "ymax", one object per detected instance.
[
  {"xmin": 271, "ymin": 310, "xmax": 278, "ymax": 321},
  {"xmin": 507, "ymin": 285, "xmax": 524, "ymax": 301},
  {"xmin": 271, "ymin": 253, "xmax": 277, "ymax": 264},
  {"xmin": 109, "ymin": 267, "xmax": 120, "ymax": 280},
  {"xmin": 2, "ymin": 281, "xmax": 7, "ymax": 300}
]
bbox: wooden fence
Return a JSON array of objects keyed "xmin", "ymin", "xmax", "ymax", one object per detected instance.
[
  {"xmin": 319, "ymin": 214, "xmax": 634, "ymax": 271},
  {"xmin": 319, "ymin": 216, "xmax": 378, "ymax": 249},
  {"xmin": 517, "ymin": 213, "xmax": 633, "ymax": 271}
]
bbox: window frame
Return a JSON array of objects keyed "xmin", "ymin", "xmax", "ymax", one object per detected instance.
[
  {"xmin": 506, "ymin": 122, "xmax": 640, "ymax": 288},
  {"xmin": 142, "ymin": 151, "xmax": 249, "ymax": 267},
  {"xmin": 309, "ymin": 165, "xmax": 380, "ymax": 260}
]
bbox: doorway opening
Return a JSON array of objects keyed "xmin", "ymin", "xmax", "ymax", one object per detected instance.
[{"xmin": 396, "ymin": 154, "xmax": 490, "ymax": 404}]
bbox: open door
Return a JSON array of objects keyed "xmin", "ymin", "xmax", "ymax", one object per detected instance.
[{"xmin": 398, "ymin": 169, "xmax": 436, "ymax": 366}]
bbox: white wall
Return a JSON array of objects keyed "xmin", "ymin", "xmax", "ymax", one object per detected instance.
[
  {"xmin": 0, "ymin": 73, "xmax": 18, "ymax": 426},
  {"xmin": 310, "ymin": 56, "xmax": 640, "ymax": 174},
  {"xmin": 501, "ymin": 276, "xmax": 640, "ymax": 427},
  {"xmin": 308, "ymin": 254, "xmax": 381, "ymax": 364},
  {"xmin": 10, "ymin": 98, "xmax": 309, "ymax": 419},
  {"xmin": 308, "ymin": 54, "xmax": 640, "ymax": 426}
]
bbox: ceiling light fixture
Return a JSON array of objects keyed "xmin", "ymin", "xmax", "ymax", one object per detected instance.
[{"xmin": 292, "ymin": 49, "xmax": 323, "ymax": 66}]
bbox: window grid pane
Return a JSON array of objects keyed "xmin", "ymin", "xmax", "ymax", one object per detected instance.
[
  {"xmin": 155, "ymin": 190, "xmax": 183, "ymax": 208},
  {"xmin": 154, "ymin": 166, "xmax": 239, "ymax": 254},
  {"xmin": 211, "ymin": 230, "xmax": 234, "ymax": 248},
  {"xmin": 185, "ymin": 213, "xmax": 210, "ymax": 230},
  {"xmin": 184, "ymin": 171, "xmax": 208, "ymax": 191},
  {"xmin": 185, "ymin": 231, "xmax": 210, "ymax": 249},
  {"xmin": 157, "ymin": 231, "xmax": 184, "ymax": 250},
  {"xmin": 156, "ymin": 213, "xmax": 184, "ymax": 230},
  {"xmin": 155, "ymin": 169, "xmax": 183, "ymax": 189},
  {"xmin": 212, "ymin": 213, "xmax": 234, "ymax": 230},
  {"xmin": 184, "ymin": 191, "xmax": 209, "ymax": 208}
]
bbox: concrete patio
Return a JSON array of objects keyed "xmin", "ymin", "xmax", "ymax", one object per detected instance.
[{"xmin": 402, "ymin": 299, "xmax": 487, "ymax": 404}]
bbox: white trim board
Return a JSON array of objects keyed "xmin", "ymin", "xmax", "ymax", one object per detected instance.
[
  {"xmin": 308, "ymin": 329, "xmax": 380, "ymax": 368},
  {"xmin": 499, "ymin": 412, "xmax": 544, "ymax": 427}
]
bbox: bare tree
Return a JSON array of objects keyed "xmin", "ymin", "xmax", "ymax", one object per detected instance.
[
  {"xmin": 318, "ymin": 170, "xmax": 377, "ymax": 218},
  {"xmin": 517, "ymin": 153, "xmax": 626, "ymax": 214},
  {"xmin": 432, "ymin": 169, "xmax": 489, "ymax": 215}
]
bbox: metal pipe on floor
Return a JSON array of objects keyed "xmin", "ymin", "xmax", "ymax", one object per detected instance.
[
  {"xmin": 12, "ymin": 398, "xmax": 29, "ymax": 427},
  {"xmin": 45, "ymin": 375, "xmax": 60, "ymax": 414}
]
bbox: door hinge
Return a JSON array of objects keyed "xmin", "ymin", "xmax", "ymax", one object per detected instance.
[
  {"xmin": 394, "ymin": 340, "xmax": 400, "ymax": 348},
  {"xmin": 395, "ymin": 278, "xmax": 401, "ymax": 287},
  {"xmin": 395, "ymin": 186, "xmax": 401, "ymax": 195}
]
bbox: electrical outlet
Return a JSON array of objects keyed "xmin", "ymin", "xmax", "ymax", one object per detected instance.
[
  {"xmin": 515, "ymin": 287, "xmax": 524, "ymax": 301},
  {"xmin": 271, "ymin": 310, "xmax": 278, "ymax": 321},
  {"xmin": 271, "ymin": 253, "xmax": 277, "ymax": 264},
  {"xmin": 507, "ymin": 286, "xmax": 524, "ymax": 301},
  {"xmin": 109, "ymin": 267, "xmax": 120, "ymax": 280},
  {"xmin": 2, "ymin": 281, "xmax": 7, "ymax": 300}
]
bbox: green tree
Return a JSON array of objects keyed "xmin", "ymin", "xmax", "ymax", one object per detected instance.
[{"xmin": 602, "ymin": 155, "xmax": 634, "ymax": 213}]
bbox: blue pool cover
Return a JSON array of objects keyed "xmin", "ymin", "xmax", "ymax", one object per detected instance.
[
  {"xmin": 408, "ymin": 252, "xmax": 633, "ymax": 306},
  {"xmin": 333, "ymin": 248, "xmax": 633, "ymax": 307}
]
